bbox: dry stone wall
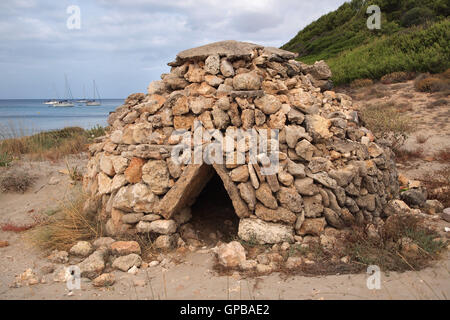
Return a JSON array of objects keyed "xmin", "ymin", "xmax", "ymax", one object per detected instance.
[{"xmin": 83, "ymin": 40, "xmax": 399, "ymax": 246}]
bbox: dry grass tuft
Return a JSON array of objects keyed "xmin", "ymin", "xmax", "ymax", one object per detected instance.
[
  {"xmin": 0, "ymin": 167, "xmax": 37, "ymax": 193},
  {"xmin": 27, "ymin": 194, "xmax": 102, "ymax": 251},
  {"xmin": 415, "ymin": 77, "xmax": 449, "ymax": 93},
  {"xmin": 360, "ymin": 102, "xmax": 412, "ymax": 150},
  {"xmin": 344, "ymin": 214, "xmax": 446, "ymax": 272},
  {"xmin": 422, "ymin": 166, "xmax": 450, "ymax": 208},
  {"xmin": 415, "ymin": 135, "xmax": 429, "ymax": 144},
  {"xmin": 350, "ymin": 78, "xmax": 373, "ymax": 89},
  {"xmin": 381, "ymin": 71, "xmax": 414, "ymax": 84},
  {"xmin": 0, "ymin": 125, "xmax": 106, "ymax": 162},
  {"xmin": 395, "ymin": 147, "xmax": 424, "ymax": 163},
  {"xmin": 435, "ymin": 148, "xmax": 450, "ymax": 163},
  {"xmin": 414, "ymin": 72, "xmax": 450, "ymax": 93}
]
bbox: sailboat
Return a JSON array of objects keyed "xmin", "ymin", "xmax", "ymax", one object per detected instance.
[
  {"xmin": 86, "ymin": 80, "xmax": 102, "ymax": 106},
  {"xmin": 43, "ymin": 84, "xmax": 60, "ymax": 104},
  {"xmin": 53, "ymin": 75, "xmax": 75, "ymax": 107},
  {"xmin": 76, "ymin": 85, "xmax": 88, "ymax": 104},
  {"xmin": 43, "ymin": 100, "xmax": 58, "ymax": 105}
]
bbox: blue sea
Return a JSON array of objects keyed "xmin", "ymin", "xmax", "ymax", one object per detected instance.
[{"xmin": 0, "ymin": 99, "xmax": 124, "ymax": 137}]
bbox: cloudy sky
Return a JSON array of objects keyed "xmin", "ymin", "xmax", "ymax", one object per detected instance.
[{"xmin": 0, "ymin": 0, "xmax": 346, "ymax": 99}]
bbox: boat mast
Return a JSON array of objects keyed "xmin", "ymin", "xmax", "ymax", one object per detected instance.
[
  {"xmin": 95, "ymin": 80, "xmax": 101, "ymax": 103},
  {"xmin": 65, "ymin": 74, "xmax": 74, "ymax": 101}
]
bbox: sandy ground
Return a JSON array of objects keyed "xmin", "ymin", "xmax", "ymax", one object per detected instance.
[
  {"xmin": 1, "ymin": 81, "xmax": 449, "ymax": 300},
  {"xmin": 344, "ymin": 80, "xmax": 450, "ymax": 180}
]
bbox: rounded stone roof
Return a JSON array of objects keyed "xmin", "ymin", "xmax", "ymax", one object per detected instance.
[{"xmin": 169, "ymin": 40, "xmax": 297, "ymax": 66}]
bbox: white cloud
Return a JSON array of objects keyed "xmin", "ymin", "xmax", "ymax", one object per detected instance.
[{"xmin": 0, "ymin": 0, "xmax": 347, "ymax": 98}]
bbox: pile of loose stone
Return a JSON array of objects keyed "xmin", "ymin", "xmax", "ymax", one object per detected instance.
[{"xmin": 82, "ymin": 40, "xmax": 401, "ymax": 253}]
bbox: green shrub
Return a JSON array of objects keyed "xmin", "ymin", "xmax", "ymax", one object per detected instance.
[
  {"xmin": 85, "ymin": 125, "xmax": 106, "ymax": 140},
  {"xmin": 282, "ymin": 0, "xmax": 449, "ymax": 85},
  {"xmin": 0, "ymin": 152, "xmax": 12, "ymax": 167},
  {"xmin": 0, "ymin": 125, "xmax": 108, "ymax": 161},
  {"xmin": 328, "ymin": 20, "xmax": 450, "ymax": 85},
  {"xmin": 401, "ymin": 7, "xmax": 435, "ymax": 27}
]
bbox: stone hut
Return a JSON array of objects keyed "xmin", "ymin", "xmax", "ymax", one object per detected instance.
[{"xmin": 82, "ymin": 40, "xmax": 399, "ymax": 246}]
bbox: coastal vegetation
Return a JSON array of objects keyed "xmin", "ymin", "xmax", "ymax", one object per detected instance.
[
  {"xmin": 282, "ymin": 0, "xmax": 450, "ymax": 85},
  {"xmin": 0, "ymin": 125, "xmax": 106, "ymax": 163},
  {"xmin": 27, "ymin": 194, "xmax": 102, "ymax": 251}
]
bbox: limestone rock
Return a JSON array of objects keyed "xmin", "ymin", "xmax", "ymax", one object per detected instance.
[
  {"xmin": 142, "ymin": 160, "xmax": 171, "ymax": 195},
  {"xmin": 305, "ymin": 114, "xmax": 332, "ymax": 140},
  {"xmin": 423, "ymin": 200, "xmax": 444, "ymax": 215},
  {"xmin": 217, "ymin": 241, "xmax": 246, "ymax": 268},
  {"xmin": 77, "ymin": 249, "xmax": 107, "ymax": 279},
  {"xmin": 384, "ymin": 199, "xmax": 412, "ymax": 216},
  {"xmin": 298, "ymin": 218, "xmax": 326, "ymax": 236},
  {"xmin": 230, "ymin": 165, "xmax": 249, "ymax": 183},
  {"xmin": 220, "ymin": 59, "xmax": 235, "ymax": 77},
  {"xmin": 323, "ymin": 208, "xmax": 345, "ymax": 229},
  {"xmin": 255, "ymin": 203, "xmax": 297, "ymax": 224},
  {"xmin": 93, "ymin": 237, "xmax": 115, "ymax": 249},
  {"xmin": 69, "ymin": 241, "xmax": 93, "ymax": 257},
  {"xmin": 137, "ymin": 219, "xmax": 177, "ymax": 234},
  {"xmin": 154, "ymin": 234, "xmax": 178, "ymax": 250},
  {"xmin": 254, "ymin": 94, "xmax": 282, "ymax": 115},
  {"xmin": 93, "ymin": 273, "xmax": 115, "ymax": 287},
  {"xmin": 278, "ymin": 171, "xmax": 294, "ymax": 186},
  {"xmin": 238, "ymin": 218, "xmax": 294, "ymax": 244},
  {"xmin": 303, "ymin": 194, "xmax": 324, "ymax": 218},
  {"xmin": 295, "ymin": 140, "xmax": 316, "ymax": 161},
  {"xmin": 287, "ymin": 160, "xmax": 306, "ymax": 178},
  {"xmin": 205, "ymin": 54, "xmax": 220, "ymax": 75},
  {"xmin": 112, "ymin": 254, "xmax": 142, "ymax": 272},
  {"xmin": 147, "ymin": 80, "xmax": 166, "ymax": 95},
  {"xmin": 124, "ymin": 158, "xmax": 146, "ymax": 183},
  {"xmin": 238, "ymin": 182, "xmax": 257, "ymax": 211},
  {"xmin": 304, "ymin": 60, "xmax": 332, "ymax": 80},
  {"xmin": 232, "ymin": 71, "xmax": 261, "ymax": 90},
  {"xmin": 184, "ymin": 63, "xmax": 205, "ymax": 83},
  {"xmin": 294, "ymin": 177, "xmax": 319, "ymax": 196},
  {"xmin": 255, "ymin": 183, "xmax": 278, "ymax": 209},
  {"xmin": 111, "ymin": 241, "xmax": 141, "ymax": 256},
  {"xmin": 308, "ymin": 172, "xmax": 337, "ymax": 189},
  {"xmin": 98, "ymin": 172, "xmax": 112, "ymax": 195},
  {"xmin": 285, "ymin": 257, "xmax": 303, "ymax": 270},
  {"xmin": 48, "ymin": 250, "xmax": 69, "ymax": 264},
  {"xmin": 285, "ymin": 125, "xmax": 310, "ymax": 148},
  {"xmin": 113, "ymin": 183, "xmax": 159, "ymax": 213},
  {"xmin": 276, "ymin": 187, "xmax": 303, "ymax": 213},
  {"xmin": 400, "ymin": 189, "xmax": 427, "ymax": 208}
]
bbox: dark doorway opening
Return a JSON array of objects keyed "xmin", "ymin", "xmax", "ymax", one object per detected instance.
[{"xmin": 189, "ymin": 172, "xmax": 240, "ymax": 246}]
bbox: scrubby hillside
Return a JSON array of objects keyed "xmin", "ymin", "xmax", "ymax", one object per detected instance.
[{"xmin": 282, "ymin": 0, "xmax": 450, "ymax": 85}]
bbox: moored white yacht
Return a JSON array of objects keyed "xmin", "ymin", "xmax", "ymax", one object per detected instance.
[
  {"xmin": 85, "ymin": 80, "xmax": 102, "ymax": 106},
  {"xmin": 53, "ymin": 100, "xmax": 75, "ymax": 107},
  {"xmin": 43, "ymin": 100, "xmax": 58, "ymax": 105},
  {"xmin": 53, "ymin": 75, "xmax": 75, "ymax": 107}
]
